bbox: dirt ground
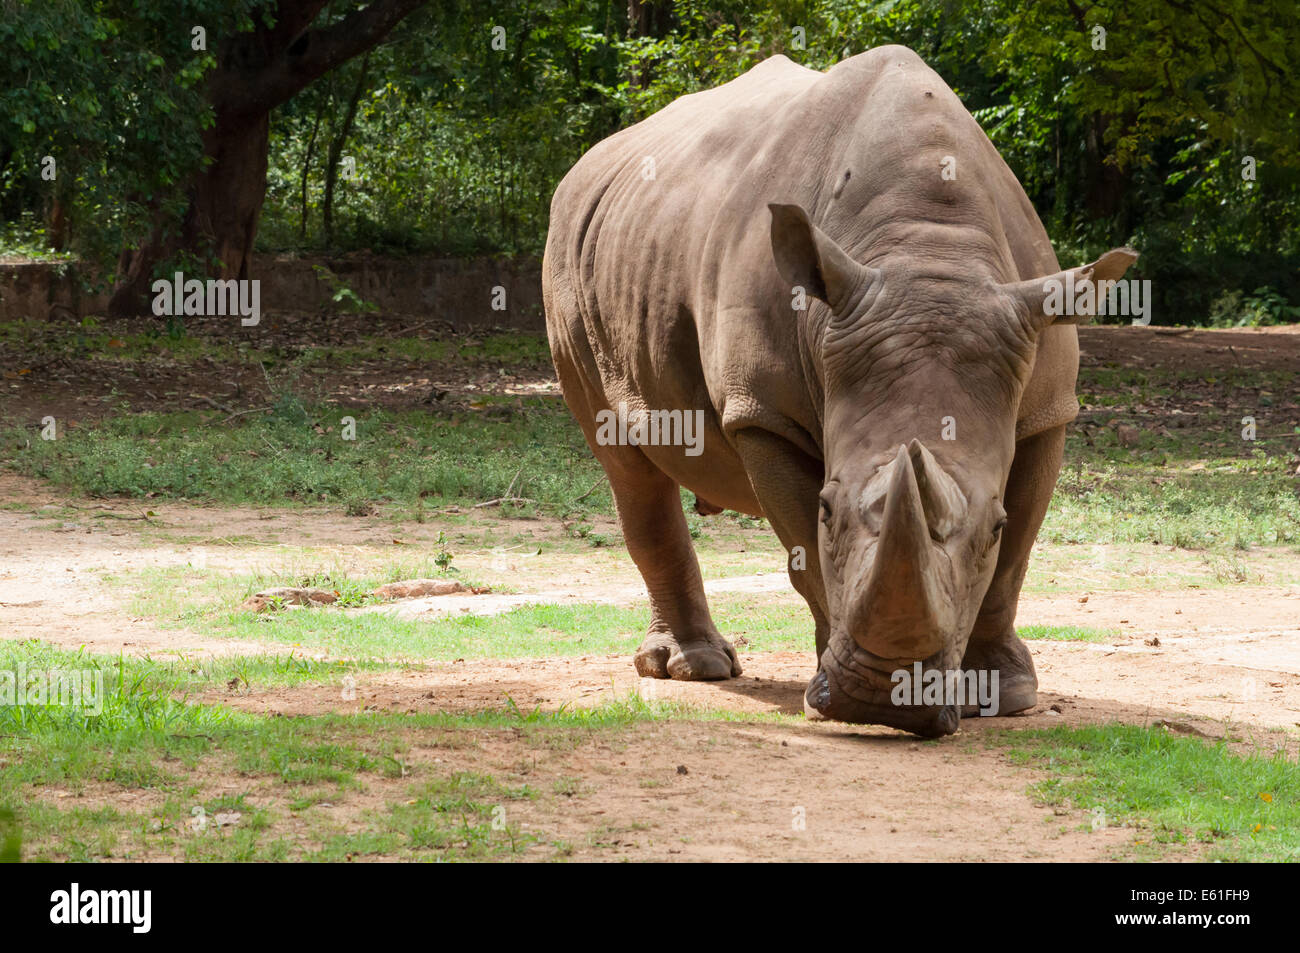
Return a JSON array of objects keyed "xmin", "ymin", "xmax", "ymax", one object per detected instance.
[
  {"xmin": 0, "ymin": 311, "xmax": 559, "ymax": 427},
  {"xmin": 2, "ymin": 470, "xmax": 1298, "ymax": 861},
  {"xmin": 3, "ymin": 323, "xmax": 1299, "ymax": 860},
  {"xmin": 3, "ymin": 317, "xmax": 1298, "ymax": 428}
]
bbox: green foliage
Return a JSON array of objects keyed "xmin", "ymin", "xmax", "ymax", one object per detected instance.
[
  {"xmin": 4, "ymin": 0, "xmax": 1297, "ymax": 321},
  {"xmin": 0, "ymin": 398, "xmax": 605, "ymax": 509},
  {"xmin": 258, "ymin": 0, "xmax": 1298, "ymax": 320},
  {"xmin": 1208, "ymin": 288, "xmax": 1288, "ymax": 328},
  {"xmin": 0, "ymin": 0, "xmax": 273, "ymax": 268},
  {"xmin": 310, "ymin": 264, "xmax": 378, "ymax": 314},
  {"xmin": 260, "ymin": 0, "xmax": 627, "ymax": 256}
]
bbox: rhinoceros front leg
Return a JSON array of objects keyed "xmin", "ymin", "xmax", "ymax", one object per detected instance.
[
  {"xmin": 596, "ymin": 446, "xmax": 741, "ymax": 681},
  {"xmin": 731, "ymin": 429, "xmax": 831, "ymax": 661},
  {"xmin": 962, "ymin": 425, "xmax": 1066, "ymax": 716}
]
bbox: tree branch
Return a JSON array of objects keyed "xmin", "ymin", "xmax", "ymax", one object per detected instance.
[{"xmin": 213, "ymin": 0, "xmax": 428, "ymax": 118}]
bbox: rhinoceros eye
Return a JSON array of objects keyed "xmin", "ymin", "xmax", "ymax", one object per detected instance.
[
  {"xmin": 818, "ymin": 487, "xmax": 836, "ymax": 527},
  {"xmin": 991, "ymin": 516, "xmax": 1008, "ymax": 540}
]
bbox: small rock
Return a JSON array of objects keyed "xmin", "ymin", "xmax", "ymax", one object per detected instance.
[
  {"xmin": 372, "ymin": 578, "xmax": 469, "ymax": 600},
  {"xmin": 241, "ymin": 587, "xmax": 337, "ymax": 612},
  {"xmin": 676, "ymin": 765, "xmax": 688, "ymax": 775}
]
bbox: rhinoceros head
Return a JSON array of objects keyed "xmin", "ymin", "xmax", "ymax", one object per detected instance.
[{"xmin": 769, "ymin": 203, "xmax": 1136, "ymax": 735}]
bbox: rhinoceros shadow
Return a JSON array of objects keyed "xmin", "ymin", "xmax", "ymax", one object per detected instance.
[
  {"xmin": 705, "ymin": 676, "xmax": 1233, "ymax": 743},
  {"xmin": 709, "ymin": 673, "xmax": 809, "ymax": 717}
]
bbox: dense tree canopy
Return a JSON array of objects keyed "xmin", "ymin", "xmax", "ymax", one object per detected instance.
[{"xmin": 3, "ymin": 0, "xmax": 1297, "ymax": 323}]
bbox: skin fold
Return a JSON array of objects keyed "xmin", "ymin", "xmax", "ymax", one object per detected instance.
[{"xmin": 543, "ymin": 45, "xmax": 1136, "ymax": 736}]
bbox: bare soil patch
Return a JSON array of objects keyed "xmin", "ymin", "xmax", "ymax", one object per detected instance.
[
  {"xmin": 1077, "ymin": 324, "xmax": 1300, "ymax": 374},
  {"xmin": 0, "ymin": 311, "xmax": 556, "ymax": 425},
  {"xmin": 4, "ymin": 320, "xmax": 1297, "ymax": 429}
]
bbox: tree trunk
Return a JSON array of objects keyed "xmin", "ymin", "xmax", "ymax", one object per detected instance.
[
  {"xmin": 109, "ymin": 111, "xmax": 268, "ymax": 315},
  {"xmin": 1082, "ymin": 113, "xmax": 1127, "ymax": 221},
  {"xmin": 300, "ymin": 99, "xmax": 325, "ymax": 239},
  {"xmin": 107, "ymin": 0, "xmax": 427, "ymax": 316},
  {"xmin": 323, "ymin": 54, "xmax": 369, "ymax": 246},
  {"xmin": 195, "ymin": 112, "xmax": 271, "ymax": 280}
]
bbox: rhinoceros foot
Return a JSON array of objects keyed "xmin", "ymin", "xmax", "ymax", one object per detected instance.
[
  {"xmin": 958, "ymin": 633, "xmax": 1039, "ymax": 717},
  {"xmin": 634, "ymin": 629, "xmax": 742, "ymax": 681}
]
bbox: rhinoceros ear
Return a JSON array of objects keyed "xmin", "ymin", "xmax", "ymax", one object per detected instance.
[
  {"xmin": 1004, "ymin": 247, "xmax": 1139, "ymax": 330},
  {"xmin": 769, "ymin": 203, "xmax": 880, "ymax": 313}
]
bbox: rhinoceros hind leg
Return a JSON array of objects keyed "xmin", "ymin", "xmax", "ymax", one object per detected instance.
[{"xmin": 962, "ymin": 425, "xmax": 1066, "ymax": 715}]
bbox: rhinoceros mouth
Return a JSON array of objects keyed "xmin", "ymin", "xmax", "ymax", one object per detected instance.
[{"xmin": 804, "ymin": 664, "xmax": 961, "ymax": 737}]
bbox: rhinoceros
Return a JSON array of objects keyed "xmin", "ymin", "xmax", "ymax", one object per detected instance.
[{"xmin": 543, "ymin": 45, "xmax": 1137, "ymax": 736}]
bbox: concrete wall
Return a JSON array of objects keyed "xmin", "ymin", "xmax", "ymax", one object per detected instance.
[
  {"xmin": 0, "ymin": 254, "xmax": 546, "ymax": 331},
  {"xmin": 0, "ymin": 261, "xmax": 110, "ymax": 322}
]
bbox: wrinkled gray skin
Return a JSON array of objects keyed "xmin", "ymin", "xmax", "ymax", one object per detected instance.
[{"xmin": 543, "ymin": 46, "xmax": 1137, "ymax": 736}]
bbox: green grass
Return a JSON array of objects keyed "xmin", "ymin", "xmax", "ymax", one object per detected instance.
[
  {"xmin": 108, "ymin": 554, "xmax": 472, "ymax": 621},
  {"xmin": 997, "ymin": 723, "xmax": 1300, "ymax": 861},
  {"xmin": 293, "ymin": 331, "xmax": 553, "ymax": 370},
  {"xmin": 1, "ymin": 397, "xmax": 608, "ymax": 514},
  {"xmin": 0, "ymin": 642, "xmax": 698, "ymax": 861},
  {"xmin": 1045, "ymin": 365, "xmax": 1300, "ymax": 550},
  {"xmin": 0, "ymin": 320, "xmax": 551, "ymax": 370},
  {"xmin": 170, "ymin": 594, "xmax": 807, "ymax": 661},
  {"xmin": 308, "ymin": 771, "xmax": 539, "ymax": 861},
  {"xmin": 4, "ymin": 349, "xmax": 1298, "ymax": 551},
  {"xmin": 1046, "ymin": 451, "xmax": 1300, "ymax": 550},
  {"xmin": 0, "ymin": 640, "xmax": 404, "ymax": 694},
  {"xmin": 100, "ymin": 558, "xmax": 814, "ymax": 659},
  {"xmin": 1018, "ymin": 625, "xmax": 1116, "ymax": 643}
]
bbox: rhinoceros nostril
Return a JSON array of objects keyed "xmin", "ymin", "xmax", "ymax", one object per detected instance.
[
  {"xmin": 936, "ymin": 706, "xmax": 960, "ymax": 735},
  {"xmin": 806, "ymin": 670, "xmax": 831, "ymax": 712}
]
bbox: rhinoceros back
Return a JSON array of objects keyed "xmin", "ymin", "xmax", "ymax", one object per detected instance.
[
  {"xmin": 544, "ymin": 55, "xmax": 826, "ymax": 421},
  {"xmin": 544, "ymin": 46, "xmax": 1076, "ymax": 458}
]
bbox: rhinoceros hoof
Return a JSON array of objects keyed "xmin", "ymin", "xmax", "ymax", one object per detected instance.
[
  {"xmin": 959, "ymin": 635, "xmax": 1038, "ymax": 716},
  {"xmin": 634, "ymin": 631, "xmax": 742, "ymax": 680},
  {"xmin": 959, "ymin": 676, "xmax": 1036, "ymax": 718}
]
